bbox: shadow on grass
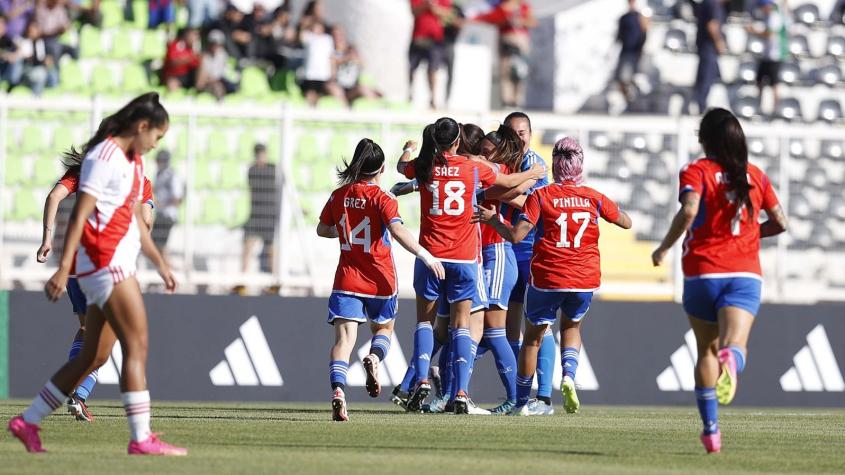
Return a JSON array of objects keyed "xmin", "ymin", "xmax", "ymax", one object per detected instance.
[{"xmin": 211, "ymin": 441, "xmax": 610, "ymax": 457}]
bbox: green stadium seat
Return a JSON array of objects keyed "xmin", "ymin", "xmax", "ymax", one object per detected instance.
[
  {"xmin": 33, "ymin": 158, "xmax": 62, "ymax": 186},
  {"xmin": 293, "ymin": 165, "xmax": 310, "ymax": 191},
  {"xmin": 310, "ymin": 163, "xmax": 335, "ymax": 192},
  {"xmin": 12, "ymin": 189, "xmax": 40, "ymax": 221},
  {"xmin": 52, "ymin": 126, "xmax": 76, "ymax": 153},
  {"xmin": 237, "ymin": 132, "xmax": 257, "ymax": 162},
  {"xmin": 79, "ymin": 26, "xmax": 103, "ymax": 58},
  {"xmin": 20, "ymin": 125, "xmax": 45, "ymax": 154},
  {"xmin": 193, "ymin": 160, "xmax": 215, "ymax": 188},
  {"xmin": 240, "ymin": 67, "xmax": 270, "ymax": 98},
  {"xmin": 122, "ymin": 63, "xmax": 149, "ymax": 92},
  {"xmin": 328, "ymin": 134, "xmax": 350, "ymax": 161},
  {"xmin": 4, "ymin": 157, "xmax": 29, "ymax": 185},
  {"xmin": 205, "ymin": 133, "xmax": 231, "ymax": 160},
  {"xmin": 141, "ymin": 30, "xmax": 166, "ymax": 60},
  {"xmin": 351, "ymin": 98, "xmax": 385, "ymax": 111},
  {"xmin": 59, "ymin": 61, "xmax": 86, "ymax": 92},
  {"xmin": 198, "ymin": 195, "xmax": 226, "ymax": 225},
  {"xmin": 317, "ymin": 96, "xmax": 345, "ymax": 110},
  {"xmin": 219, "ymin": 162, "xmax": 246, "ymax": 189},
  {"xmin": 109, "ymin": 29, "xmax": 135, "ymax": 59},
  {"xmin": 231, "ymin": 193, "xmax": 249, "ymax": 226},
  {"xmin": 132, "ymin": 0, "xmax": 149, "ymax": 29},
  {"xmin": 90, "ymin": 64, "xmax": 117, "ymax": 93},
  {"xmin": 100, "ymin": 0, "xmax": 123, "ymax": 29},
  {"xmin": 294, "ymin": 133, "xmax": 321, "ymax": 163}
]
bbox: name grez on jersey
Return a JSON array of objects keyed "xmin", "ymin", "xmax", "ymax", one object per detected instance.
[
  {"xmin": 553, "ymin": 197, "xmax": 591, "ymax": 208},
  {"xmin": 344, "ymin": 198, "xmax": 367, "ymax": 209}
]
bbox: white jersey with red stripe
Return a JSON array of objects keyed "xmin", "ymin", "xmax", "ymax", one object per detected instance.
[{"xmin": 75, "ymin": 138, "xmax": 144, "ymax": 280}]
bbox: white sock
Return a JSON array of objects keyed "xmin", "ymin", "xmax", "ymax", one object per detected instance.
[
  {"xmin": 122, "ymin": 390, "xmax": 152, "ymax": 442},
  {"xmin": 22, "ymin": 381, "xmax": 66, "ymax": 425}
]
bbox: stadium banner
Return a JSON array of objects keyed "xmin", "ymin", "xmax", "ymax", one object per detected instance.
[{"xmin": 5, "ymin": 291, "xmax": 845, "ymax": 407}]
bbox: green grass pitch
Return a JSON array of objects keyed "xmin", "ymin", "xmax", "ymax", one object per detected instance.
[{"xmin": 1, "ymin": 400, "xmax": 844, "ymax": 474}]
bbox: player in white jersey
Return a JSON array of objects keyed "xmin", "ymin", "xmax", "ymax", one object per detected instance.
[{"xmin": 8, "ymin": 93, "xmax": 187, "ymax": 456}]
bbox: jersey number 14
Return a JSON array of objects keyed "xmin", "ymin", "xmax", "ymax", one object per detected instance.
[{"xmin": 339, "ymin": 215, "xmax": 371, "ymax": 253}]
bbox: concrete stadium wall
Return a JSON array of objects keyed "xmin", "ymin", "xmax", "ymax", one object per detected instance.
[{"xmin": 1, "ymin": 291, "xmax": 843, "ymax": 407}]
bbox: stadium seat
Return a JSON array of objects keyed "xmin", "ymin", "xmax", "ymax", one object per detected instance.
[
  {"xmin": 789, "ymin": 139, "xmax": 806, "ymax": 158},
  {"xmin": 240, "ymin": 67, "xmax": 271, "ymax": 98},
  {"xmin": 351, "ymin": 98, "xmax": 385, "ymax": 111},
  {"xmin": 316, "ymin": 96, "xmax": 345, "ymax": 109},
  {"xmin": 219, "ymin": 162, "xmax": 247, "ymax": 189},
  {"xmin": 231, "ymin": 193, "xmax": 249, "ymax": 226},
  {"xmin": 775, "ymin": 97, "xmax": 802, "ymax": 122},
  {"xmin": 778, "ymin": 62, "xmax": 800, "ymax": 86},
  {"xmin": 58, "ymin": 61, "xmax": 86, "ymax": 92},
  {"xmin": 237, "ymin": 132, "xmax": 258, "ymax": 162},
  {"xmin": 737, "ymin": 60, "xmax": 756, "ymax": 83},
  {"xmin": 828, "ymin": 32, "xmax": 845, "ymax": 58},
  {"xmin": 734, "ymin": 95, "xmax": 761, "ymax": 120},
  {"xmin": 100, "ymin": 0, "xmax": 123, "ymax": 28},
  {"xmin": 79, "ymin": 26, "xmax": 104, "ymax": 58},
  {"xmin": 33, "ymin": 157, "xmax": 62, "ymax": 186},
  {"xmin": 818, "ymin": 99, "xmax": 844, "ymax": 122},
  {"xmin": 813, "ymin": 65, "xmax": 842, "ymax": 87},
  {"xmin": 109, "ymin": 29, "xmax": 135, "ymax": 59},
  {"xmin": 90, "ymin": 64, "xmax": 117, "ymax": 93},
  {"xmin": 746, "ymin": 34, "xmax": 765, "ymax": 56},
  {"xmin": 788, "ymin": 34, "xmax": 810, "ymax": 57},
  {"xmin": 663, "ymin": 28, "xmax": 688, "ymax": 53},
  {"xmin": 141, "ymin": 30, "xmax": 166, "ymax": 60},
  {"xmin": 11, "ymin": 189, "xmax": 40, "ymax": 221},
  {"xmin": 205, "ymin": 132, "xmax": 233, "ymax": 160},
  {"xmin": 193, "ymin": 161, "xmax": 215, "ymax": 189},
  {"xmin": 52, "ymin": 126, "xmax": 76, "ymax": 152},
  {"xmin": 20, "ymin": 125, "xmax": 45, "ymax": 154},
  {"xmin": 821, "ymin": 140, "xmax": 844, "ymax": 159},
  {"xmin": 793, "ymin": 3, "xmax": 821, "ymax": 26},
  {"xmin": 122, "ymin": 63, "xmax": 149, "ymax": 92},
  {"xmin": 294, "ymin": 133, "xmax": 321, "ymax": 163},
  {"xmin": 4, "ymin": 157, "xmax": 29, "ymax": 185},
  {"xmin": 132, "ymin": 0, "xmax": 149, "ymax": 29},
  {"xmin": 198, "ymin": 195, "xmax": 227, "ymax": 225},
  {"xmin": 328, "ymin": 134, "xmax": 350, "ymax": 161}
]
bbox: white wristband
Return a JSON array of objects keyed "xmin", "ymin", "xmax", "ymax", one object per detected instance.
[
  {"xmin": 417, "ymin": 248, "xmax": 434, "ymax": 263},
  {"xmin": 403, "ymin": 147, "xmax": 413, "ymax": 154}
]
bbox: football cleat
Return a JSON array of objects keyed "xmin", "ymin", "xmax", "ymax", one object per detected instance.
[
  {"xmin": 453, "ymin": 391, "xmax": 469, "ymax": 415},
  {"xmin": 716, "ymin": 348, "xmax": 738, "ymax": 405},
  {"xmin": 422, "ymin": 394, "xmax": 449, "ymax": 413},
  {"xmin": 331, "ymin": 388, "xmax": 349, "ymax": 422},
  {"xmin": 67, "ymin": 393, "xmax": 93, "ymax": 422},
  {"xmin": 390, "ymin": 385, "xmax": 410, "ymax": 410},
  {"xmin": 490, "ymin": 399, "xmax": 517, "ymax": 415},
  {"xmin": 406, "ymin": 381, "xmax": 431, "ymax": 413},
  {"xmin": 465, "ymin": 398, "xmax": 491, "ymax": 415},
  {"xmin": 362, "ymin": 354, "xmax": 381, "ymax": 398},
  {"xmin": 127, "ymin": 433, "xmax": 188, "ymax": 456},
  {"xmin": 7, "ymin": 416, "xmax": 45, "ymax": 453},
  {"xmin": 511, "ymin": 398, "xmax": 554, "ymax": 416},
  {"xmin": 700, "ymin": 431, "xmax": 722, "ymax": 454},
  {"xmin": 561, "ymin": 376, "xmax": 580, "ymax": 414}
]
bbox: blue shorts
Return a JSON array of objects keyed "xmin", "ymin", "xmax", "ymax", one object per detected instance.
[
  {"xmin": 483, "ymin": 243, "xmax": 517, "ymax": 310},
  {"xmin": 524, "ymin": 286, "xmax": 593, "ymax": 326},
  {"xmin": 327, "ymin": 292, "xmax": 397, "ymax": 325},
  {"xmin": 414, "ymin": 259, "xmax": 486, "ymax": 307},
  {"xmin": 509, "ymin": 257, "xmax": 531, "ymax": 304},
  {"xmin": 683, "ymin": 277, "xmax": 762, "ymax": 323},
  {"xmin": 67, "ymin": 277, "xmax": 87, "ymax": 315}
]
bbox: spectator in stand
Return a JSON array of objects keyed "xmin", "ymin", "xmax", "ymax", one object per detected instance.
[
  {"xmin": 34, "ymin": 0, "xmax": 74, "ymax": 63},
  {"xmin": 693, "ymin": 0, "xmax": 728, "ymax": 113},
  {"xmin": 151, "ymin": 150, "xmax": 183, "ymax": 256},
  {"xmin": 615, "ymin": 0, "xmax": 649, "ymax": 104},
  {"xmin": 0, "ymin": 15, "xmax": 22, "ymax": 87},
  {"xmin": 187, "ymin": 0, "xmax": 220, "ymax": 29},
  {"xmin": 67, "ymin": 0, "xmax": 100, "ymax": 27},
  {"xmin": 746, "ymin": 0, "xmax": 788, "ymax": 113},
  {"xmin": 240, "ymin": 2, "xmax": 271, "ymax": 62},
  {"xmin": 0, "ymin": 0, "xmax": 33, "ymax": 41},
  {"xmin": 473, "ymin": 0, "xmax": 537, "ymax": 108},
  {"xmin": 409, "ymin": 0, "xmax": 451, "ymax": 109},
  {"xmin": 297, "ymin": 0, "xmax": 329, "ymax": 35},
  {"xmin": 15, "ymin": 19, "xmax": 54, "ymax": 94},
  {"xmin": 162, "ymin": 27, "xmax": 201, "ymax": 92},
  {"xmin": 332, "ymin": 25, "xmax": 379, "ymax": 105},
  {"xmin": 242, "ymin": 143, "xmax": 278, "ymax": 277},
  {"xmin": 261, "ymin": 4, "xmax": 295, "ymax": 71},
  {"xmin": 196, "ymin": 29, "xmax": 238, "ymax": 99},
  {"xmin": 209, "ymin": 3, "xmax": 251, "ymax": 61},
  {"xmin": 148, "ymin": 0, "xmax": 175, "ymax": 31},
  {"xmin": 442, "ymin": 2, "xmax": 464, "ymax": 102},
  {"xmin": 301, "ymin": 20, "xmax": 345, "ymax": 107}
]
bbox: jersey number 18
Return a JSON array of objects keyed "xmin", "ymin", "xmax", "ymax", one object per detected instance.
[{"xmin": 428, "ymin": 181, "xmax": 466, "ymax": 216}]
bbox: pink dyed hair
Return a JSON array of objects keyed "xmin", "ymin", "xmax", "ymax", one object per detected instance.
[{"xmin": 552, "ymin": 137, "xmax": 584, "ymax": 184}]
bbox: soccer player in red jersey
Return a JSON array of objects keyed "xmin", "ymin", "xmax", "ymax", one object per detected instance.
[
  {"xmin": 317, "ymin": 138, "xmax": 445, "ymax": 422},
  {"xmin": 652, "ymin": 108, "xmax": 787, "ymax": 453},
  {"xmin": 37, "ymin": 165, "xmax": 155, "ymax": 422},
  {"xmin": 398, "ymin": 117, "xmax": 544, "ymax": 414},
  {"xmin": 8, "ymin": 93, "xmax": 186, "ymax": 456},
  {"xmin": 478, "ymin": 137, "xmax": 632, "ymax": 415}
]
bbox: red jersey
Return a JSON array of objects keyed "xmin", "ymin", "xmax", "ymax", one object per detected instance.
[
  {"xmin": 59, "ymin": 169, "xmax": 154, "ymax": 206},
  {"xmin": 319, "ymin": 181, "xmax": 403, "ymax": 297},
  {"xmin": 403, "ymin": 153, "xmax": 498, "ymax": 262},
  {"xmin": 679, "ymin": 158, "xmax": 780, "ymax": 278},
  {"xmin": 480, "ymin": 164, "xmax": 508, "ymax": 247},
  {"xmin": 474, "ymin": 2, "xmax": 532, "ymax": 35},
  {"xmin": 163, "ymin": 40, "xmax": 200, "ymax": 79},
  {"xmin": 520, "ymin": 182, "xmax": 620, "ymax": 291},
  {"xmin": 411, "ymin": 0, "xmax": 451, "ymax": 42}
]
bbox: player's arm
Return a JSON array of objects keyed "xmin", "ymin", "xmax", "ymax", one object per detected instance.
[
  {"xmin": 651, "ymin": 191, "xmax": 700, "ymax": 266},
  {"xmin": 37, "ymin": 183, "xmax": 71, "ymax": 263},
  {"xmin": 482, "ymin": 178, "xmax": 536, "ymax": 203},
  {"xmin": 387, "ymin": 221, "xmax": 445, "ymax": 279},
  {"xmin": 396, "ymin": 140, "xmax": 417, "ymax": 175},
  {"xmin": 612, "ymin": 210, "xmax": 632, "ymax": 229},
  {"xmin": 390, "ymin": 180, "xmax": 419, "ymax": 197},
  {"xmin": 492, "ymin": 163, "xmax": 544, "ymax": 189},
  {"xmin": 316, "ymin": 222, "xmax": 339, "ymax": 239},
  {"xmin": 141, "ymin": 201, "xmax": 154, "ymax": 229},
  {"xmin": 707, "ymin": 19, "xmax": 726, "ymax": 54},
  {"xmin": 759, "ymin": 203, "xmax": 788, "ymax": 238},
  {"xmin": 45, "ymin": 192, "xmax": 96, "ymax": 301},
  {"xmin": 475, "ymin": 203, "xmax": 533, "ymax": 244},
  {"xmin": 136, "ymin": 204, "xmax": 176, "ymax": 292}
]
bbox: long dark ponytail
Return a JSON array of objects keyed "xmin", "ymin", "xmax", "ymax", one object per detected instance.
[
  {"xmin": 415, "ymin": 117, "xmax": 461, "ymax": 184},
  {"xmin": 458, "ymin": 123, "xmax": 485, "ymax": 156},
  {"xmin": 336, "ymin": 138, "xmax": 384, "ymax": 186},
  {"xmin": 62, "ymin": 92, "xmax": 169, "ymax": 172},
  {"xmin": 485, "ymin": 125, "xmax": 523, "ymax": 172},
  {"xmin": 698, "ymin": 108, "xmax": 752, "ymax": 219}
]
